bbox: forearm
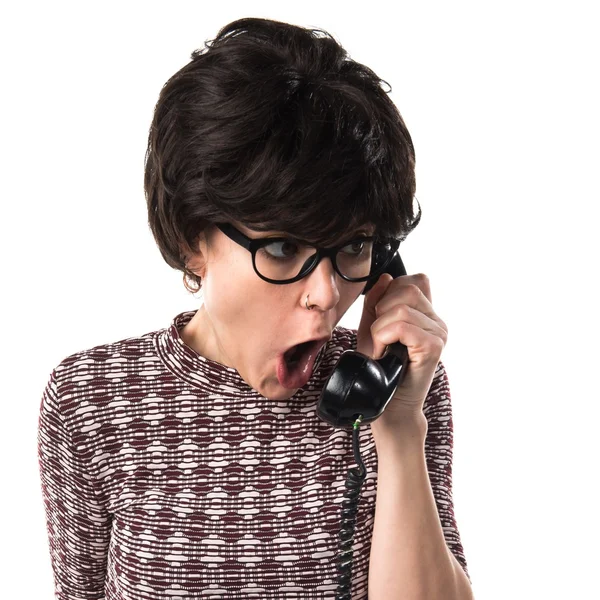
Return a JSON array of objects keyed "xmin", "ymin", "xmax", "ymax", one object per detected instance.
[{"xmin": 368, "ymin": 413, "xmax": 473, "ymax": 600}]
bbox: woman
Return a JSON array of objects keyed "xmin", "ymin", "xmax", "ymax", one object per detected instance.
[{"xmin": 37, "ymin": 17, "xmax": 472, "ymax": 600}]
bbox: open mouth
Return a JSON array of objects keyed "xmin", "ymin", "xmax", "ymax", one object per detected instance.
[
  {"xmin": 277, "ymin": 337, "xmax": 330, "ymax": 389},
  {"xmin": 284, "ymin": 340, "xmax": 317, "ymax": 366}
]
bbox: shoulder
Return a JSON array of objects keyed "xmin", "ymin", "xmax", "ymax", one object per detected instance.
[
  {"xmin": 47, "ymin": 326, "xmax": 162, "ymax": 419},
  {"xmin": 57, "ymin": 327, "xmax": 158, "ymax": 368}
]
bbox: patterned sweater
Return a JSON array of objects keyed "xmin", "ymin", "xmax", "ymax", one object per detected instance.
[{"xmin": 37, "ymin": 308, "xmax": 470, "ymax": 599}]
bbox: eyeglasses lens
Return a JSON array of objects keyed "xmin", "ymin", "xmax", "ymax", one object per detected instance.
[{"xmin": 254, "ymin": 238, "xmax": 394, "ymax": 282}]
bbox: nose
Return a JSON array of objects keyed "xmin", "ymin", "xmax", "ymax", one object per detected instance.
[{"xmin": 303, "ymin": 254, "xmax": 341, "ymax": 308}]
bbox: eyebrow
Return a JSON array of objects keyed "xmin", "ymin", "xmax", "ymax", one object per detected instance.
[
  {"xmin": 270, "ymin": 225, "xmax": 373, "ymax": 237},
  {"xmin": 350, "ymin": 227, "xmax": 373, "ymax": 236},
  {"xmin": 265, "ymin": 228, "xmax": 374, "ymax": 246}
]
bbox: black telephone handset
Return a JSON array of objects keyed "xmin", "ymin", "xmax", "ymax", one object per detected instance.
[
  {"xmin": 316, "ymin": 250, "xmax": 409, "ymax": 428},
  {"xmin": 317, "ymin": 249, "xmax": 410, "ymax": 599}
]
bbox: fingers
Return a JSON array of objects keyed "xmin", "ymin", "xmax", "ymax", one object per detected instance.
[
  {"xmin": 375, "ymin": 281, "xmax": 446, "ymax": 334},
  {"xmin": 372, "ymin": 304, "xmax": 448, "ymax": 344}
]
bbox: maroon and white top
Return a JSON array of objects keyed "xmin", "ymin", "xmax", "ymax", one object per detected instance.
[{"xmin": 37, "ymin": 309, "xmax": 470, "ymax": 599}]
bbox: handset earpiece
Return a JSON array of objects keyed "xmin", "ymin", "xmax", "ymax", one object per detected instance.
[{"xmin": 316, "ymin": 252, "xmax": 409, "ymax": 428}]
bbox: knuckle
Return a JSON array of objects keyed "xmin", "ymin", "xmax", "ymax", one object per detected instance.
[
  {"xmin": 408, "ymin": 283, "xmax": 422, "ymax": 298},
  {"xmin": 395, "ymin": 304, "xmax": 411, "ymax": 319}
]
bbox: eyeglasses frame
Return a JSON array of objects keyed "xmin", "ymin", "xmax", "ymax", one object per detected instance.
[{"xmin": 215, "ymin": 222, "xmax": 401, "ymax": 285}]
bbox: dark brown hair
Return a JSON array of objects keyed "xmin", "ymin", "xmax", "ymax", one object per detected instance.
[{"xmin": 144, "ymin": 17, "xmax": 421, "ymax": 293}]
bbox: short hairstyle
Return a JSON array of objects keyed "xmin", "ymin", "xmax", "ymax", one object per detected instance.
[{"xmin": 144, "ymin": 17, "xmax": 421, "ymax": 294}]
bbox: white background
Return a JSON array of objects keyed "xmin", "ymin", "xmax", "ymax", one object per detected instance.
[{"xmin": 2, "ymin": 1, "xmax": 598, "ymax": 598}]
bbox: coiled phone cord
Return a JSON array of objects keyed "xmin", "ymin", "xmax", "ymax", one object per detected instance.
[{"xmin": 335, "ymin": 414, "xmax": 367, "ymax": 600}]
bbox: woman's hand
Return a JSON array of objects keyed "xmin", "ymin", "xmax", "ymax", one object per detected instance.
[{"xmin": 356, "ymin": 272, "xmax": 448, "ymax": 421}]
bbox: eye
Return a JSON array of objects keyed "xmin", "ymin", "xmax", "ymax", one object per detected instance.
[
  {"xmin": 340, "ymin": 237, "xmax": 371, "ymax": 257},
  {"xmin": 261, "ymin": 239, "xmax": 301, "ymax": 261}
]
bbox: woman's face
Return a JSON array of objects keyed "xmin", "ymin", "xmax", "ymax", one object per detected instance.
[{"xmin": 182, "ymin": 219, "xmax": 372, "ymax": 400}]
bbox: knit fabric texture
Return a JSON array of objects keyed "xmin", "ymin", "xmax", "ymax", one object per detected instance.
[{"xmin": 37, "ymin": 309, "xmax": 470, "ymax": 599}]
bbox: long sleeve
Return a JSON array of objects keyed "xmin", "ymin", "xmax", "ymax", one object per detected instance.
[
  {"xmin": 37, "ymin": 368, "xmax": 113, "ymax": 600},
  {"xmin": 423, "ymin": 360, "xmax": 471, "ymax": 583}
]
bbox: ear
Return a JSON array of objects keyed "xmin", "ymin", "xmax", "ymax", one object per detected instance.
[{"xmin": 180, "ymin": 237, "xmax": 206, "ymax": 279}]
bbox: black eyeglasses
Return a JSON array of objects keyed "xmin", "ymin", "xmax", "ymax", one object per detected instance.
[{"xmin": 215, "ymin": 222, "xmax": 400, "ymax": 285}]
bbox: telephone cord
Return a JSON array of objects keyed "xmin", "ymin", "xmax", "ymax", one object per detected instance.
[{"xmin": 335, "ymin": 415, "xmax": 367, "ymax": 600}]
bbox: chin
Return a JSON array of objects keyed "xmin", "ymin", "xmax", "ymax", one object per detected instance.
[
  {"xmin": 272, "ymin": 389, "xmax": 299, "ymax": 401},
  {"xmin": 243, "ymin": 375, "xmax": 297, "ymax": 401},
  {"xmin": 261, "ymin": 382, "xmax": 299, "ymax": 401}
]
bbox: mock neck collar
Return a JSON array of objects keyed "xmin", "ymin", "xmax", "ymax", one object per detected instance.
[
  {"xmin": 155, "ymin": 309, "xmax": 258, "ymax": 394},
  {"xmin": 154, "ymin": 309, "xmax": 328, "ymax": 397}
]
